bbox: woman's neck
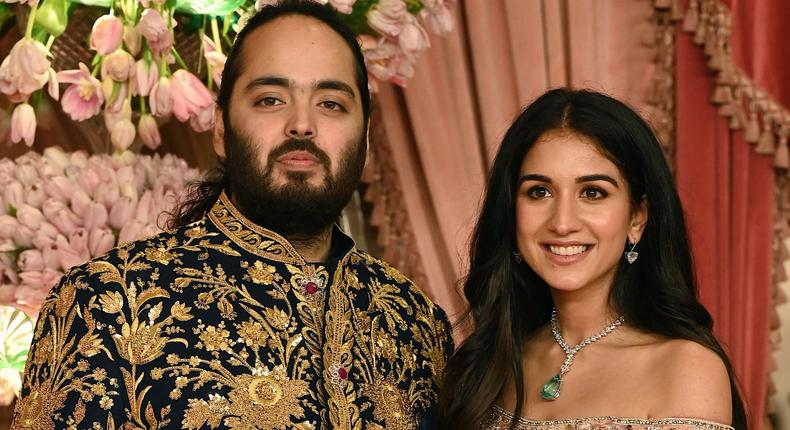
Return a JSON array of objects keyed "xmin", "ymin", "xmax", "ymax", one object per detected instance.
[{"xmin": 550, "ymin": 287, "xmax": 621, "ymax": 346}]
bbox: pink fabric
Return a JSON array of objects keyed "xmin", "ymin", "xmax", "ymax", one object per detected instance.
[{"xmin": 675, "ymin": 0, "xmax": 789, "ymax": 425}]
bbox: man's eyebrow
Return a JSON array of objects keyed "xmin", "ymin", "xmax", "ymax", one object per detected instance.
[
  {"xmin": 243, "ymin": 76, "xmax": 355, "ymax": 100},
  {"xmin": 245, "ymin": 75, "xmax": 291, "ymax": 91},
  {"xmin": 315, "ymin": 80, "xmax": 355, "ymax": 99}
]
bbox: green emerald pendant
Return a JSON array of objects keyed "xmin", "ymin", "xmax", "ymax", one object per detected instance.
[{"xmin": 540, "ymin": 373, "xmax": 562, "ymax": 401}]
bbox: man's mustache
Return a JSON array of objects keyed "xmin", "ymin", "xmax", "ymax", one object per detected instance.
[{"xmin": 267, "ymin": 138, "xmax": 331, "ymax": 168}]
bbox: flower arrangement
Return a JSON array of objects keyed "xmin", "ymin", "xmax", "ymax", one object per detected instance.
[
  {"xmin": 0, "ymin": 146, "xmax": 201, "ymax": 316},
  {"xmin": 0, "ymin": 0, "xmax": 455, "ymax": 148},
  {"xmin": 0, "ymin": 305, "xmax": 33, "ymax": 406}
]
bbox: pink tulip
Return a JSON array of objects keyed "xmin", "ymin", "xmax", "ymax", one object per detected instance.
[
  {"xmin": 118, "ymin": 220, "xmax": 145, "ymax": 244},
  {"xmin": 32, "ymin": 224, "xmax": 58, "ymax": 249},
  {"xmin": 171, "ymin": 70, "xmax": 214, "ymax": 122},
  {"xmin": 0, "ymin": 38, "xmax": 52, "ymax": 99},
  {"xmin": 16, "ymin": 204, "xmax": 44, "ymax": 230},
  {"xmin": 43, "ymin": 146, "xmax": 71, "ymax": 171},
  {"xmin": 15, "ymin": 164, "xmax": 37, "ymax": 186},
  {"xmin": 77, "ymin": 169, "xmax": 101, "ymax": 196},
  {"xmin": 135, "ymin": 191, "xmax": 154, "ymax": 224},
  {"xmin": 23, "ymin": 182, "xmax": 46, "ymax": 209},
  {"xmin": 58, "ymin": 63, "xmax": 103, "ymax": 121},
  {"xmin": 18, "ymin": 268, "xmax": 62, "ymax": 304},
  {"xmin": 50, "ymin": 210, "xmax": 80, "ymax": 237},
  {"xmin": 367, "ymin": 0, "xmax": 407, "ymax": 37},
  {"xmin": 101, "ymin": 49, "xmax": 136, "ymax": 82},
  {"xmin": 0, "ymin": 215, "xmax": 18, "ymax": 239},
  {"xmin": 398, "ymin": 16, "xmax": 430, "ymax": 52},
  {"xmin": 83, "ymin": 202, "xmax": 109, "ymax": 230},
  {"xmin": 329, "ymin": 0, "xmax": 356, "ymax": 14},
  {"xmin": 3, "ymin": 181, "xmax": 23, "ymax": 210},
  {"xmin": 138, "ymin": 114, "xmax": 161, "ymax": 149},
  {"xmin": 41, "ymin": 243, "xmax": 60, "ymax": 270},
  {"xmin": 134, "ymin": 60, "xmax": 158, "ymax": 97},
  {"xmin": 0, "ymin": 285, "xmax": 15, "ymax": 306},
  {"xmin": 420, "ymin": 1, "xmax": 453, "ymax": 35},
  {"xmin": 90, "ymin": 15, "xmax": 123, "ymax": 55},
  {"xmin": 123, "ymin": 24, "xmax": 142, "ymax": 56},
  {"xmin": 189, "ymin": 103, "xmax": 215, "ymax": 133},
  {"xmin": 139, "ymin": 9, "xmax": 174, "ymax": 55},
  {"xmin": 18, "ymin": 249, "xmax": 44, "ymax": 272},
  {"xmin": 94, "ymin": 181, "xmax": 120, "ymax": 209},
  {"xmin": 68, "ymin": 228, "xmax": 91, "ymax": 260},
  {"xmin": 47, "ymin": 68, "xmax": 59, "ymax": 100},
  {"xmin": 104, "ymin": 81, "xmax": 129, "ymax": 113},
  {"xmin": 10, "ymin": 103, "xmax": 36, "ymax": 146},
  {"xmin": 202, "ymin": 36, "xmax": 226, "ymax": 87},
  {"xmin": 70, "ymin": 189, "xmax": 91, "ymax": 217},
  {"xmin": 0, "ymin": 160, "xmax": 15, "ymax": 185},
  {"xmin": 43, "ymin": 176, "xmax": 74, "ymax": 203},
  {"xmin": 12, "ymin": 225, "xmax": 34, "ymax": 248},
  {"xmin": 111, "ymin": 118, "xmax": 136, "ymax": 151},
  {"xmin": 149, "ymin": 76, "xmax": 172, "ymax": 117},
  {"xmin": 89, "ymin": 228, "xmax": 115, "ymax": 257},
  {"xmin": 109, "ymin": 196, "xmax": 136, "ymax": 229}
]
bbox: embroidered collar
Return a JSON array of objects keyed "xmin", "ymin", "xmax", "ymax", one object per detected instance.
[{"xmin": 207, "ymin": 191, "xmax": 355, "ymax": 264}]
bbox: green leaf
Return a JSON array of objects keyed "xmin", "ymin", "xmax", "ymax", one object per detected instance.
[
  {"xmin": 35, "ymin": 0, "xmax": 69, "ymax": 37},
  {"xmin": 174, "ymin": 0, "xmax": 246, "ymax": 16},
  {"xmin": 67, "ymin": 0, "xmax": 113, "ymax": 7},
  {"xmin": 0, "ymin": 306, "xmax": 34, "ymax": 372}
]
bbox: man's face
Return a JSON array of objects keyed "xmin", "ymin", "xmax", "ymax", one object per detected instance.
[{"xmin": 214, "ymin": 14, "xmax": 366, "ymax": 236}]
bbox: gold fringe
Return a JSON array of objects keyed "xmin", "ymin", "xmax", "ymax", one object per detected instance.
[
  {"xmin": 745, "ymin": 111, "xmax": 760, "ymax": 143},
  {"xmin": 671, "ymin": 0, "xmax": 685, "ymax": 21},
  {"xmin": 655, "ymin": 0, "xmax": 672, "ymax": 9},
  {"xmin": 711, "ymin": 84, "xmax": 734, "ymax": 104},
  {"xmin": 683, "ymin": 0, "xmax": 699, "ymax": 31},
  {"xmin": 774, "ymin": 133, "xmax": 789, "ymax": 169},
  {"xmin": 755, "ymin": 121, "xmax": 776, "ymax": 154}
]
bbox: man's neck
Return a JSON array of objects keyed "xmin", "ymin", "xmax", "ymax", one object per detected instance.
[{"xmin": 286, "ymin": 226, "xmax": 334, "ymax": 263}]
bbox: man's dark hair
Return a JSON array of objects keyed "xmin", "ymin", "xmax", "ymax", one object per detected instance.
[{"xmin": 168, "ymin": 0, "xmax": 371, "ymax": 229}]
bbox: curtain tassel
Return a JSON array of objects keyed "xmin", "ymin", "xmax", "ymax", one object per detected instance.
[
  {"xmin": 711, "ymin": 84, "xmax": 733, "ymax": 104},
  {"xmin": 683, "ymin": 0, "xmax": 699, "ymax": 31},
  {"xmin": 654, "ymin": 0, "xmax": 671, "ymax": 9},
  {"xmin": 745, "ymin": 111, "xmax": 760, "ymax": 143},
  {"xmin": 694, "ymin": 21, "xmax": 707, "ymax": 45},
  {"xmin": 774, "ymin": 133, "xmax": 789, "ymax": 169},
  {"xmin": 671, "ymin": 0, "xmax": 685, "ymax": 21},
  {"xmin": 755, "ymin": 121, "xmax": 776, "ymax": 155},
  {"xmin": 726, "ymin": 105, "xmax": 747, "ymax": 129}
]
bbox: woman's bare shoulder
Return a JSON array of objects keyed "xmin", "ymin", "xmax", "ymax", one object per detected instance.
[{"xmin": 647, "ymin": 338, "xmax": 732, "ymax": 424}]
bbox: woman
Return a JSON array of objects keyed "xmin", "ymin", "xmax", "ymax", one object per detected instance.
[{"xmin": 438, "ymin": 89, "xmax": 747, "ymax": 430}]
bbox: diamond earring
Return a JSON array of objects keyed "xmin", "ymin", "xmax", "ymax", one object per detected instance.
[
  {"xmin": 625, "ymin": 241, "xmax": 638, "ymax": 264},
  {"xmin": 513, "ymin": 251, "xmax": 522, "ymax": 263}
]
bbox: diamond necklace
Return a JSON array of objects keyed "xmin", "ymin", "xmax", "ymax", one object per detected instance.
[{"xmin": 541, "ymin": 308, "xmax": 625, "ymax": 401}]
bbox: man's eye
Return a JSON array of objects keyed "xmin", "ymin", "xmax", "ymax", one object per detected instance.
[
  {"xmin": 257, "ymin": 97, "xmax": 282, "ymax": 106},
  {"xmin": 527, "ymin": 186, "xmax": 552, "ymax": 199},
  {"xmin": 320, "ymin": 101, "xmax": 345, "ymax": 111}
]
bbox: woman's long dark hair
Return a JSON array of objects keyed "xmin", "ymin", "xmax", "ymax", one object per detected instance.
[{"xmin": 437, "ymin": 88, "xmax": 747, "ymax": 429}]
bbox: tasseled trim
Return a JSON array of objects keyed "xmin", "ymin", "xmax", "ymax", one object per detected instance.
[
  {"xmin": 755, "ymin": 118, "xmax": 776, "ymax": 155},
  {"xmin": 683, "ymin": 0, "xmax": 699, "ymax": 31},
  {"xmin": 776, "ymin": 128, "xmax": 790, "ymax": 169},
  {"xmin": 745, "ymin": 108, "xmax": 761, "ymax": 142}
]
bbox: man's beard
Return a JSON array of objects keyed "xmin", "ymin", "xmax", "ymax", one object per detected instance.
[{"xmin": 223, "ymin": 125, "xmax": 366, "ymax": 239}]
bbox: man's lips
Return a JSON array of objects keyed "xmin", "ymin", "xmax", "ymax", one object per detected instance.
[{"xmin": 276, "ymin": 151, "xmax": 321, "ymax": 168}]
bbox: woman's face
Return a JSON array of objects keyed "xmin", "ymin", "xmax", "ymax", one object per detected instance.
[{"xmin": 515, "ymin": 129, "xmax": 647, "ymax": 295}]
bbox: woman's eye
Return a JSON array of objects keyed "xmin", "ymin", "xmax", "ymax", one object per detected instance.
[
  {"xmin": 582, "ymin": 187, "xmax": 607, "ymax": 199},
  {"xmin": 527, "ymin": 186, "xmax": 552, "ymax": 199}
]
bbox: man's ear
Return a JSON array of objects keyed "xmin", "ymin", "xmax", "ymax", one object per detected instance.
[{"xmin": 213, "ymin": 107, "xmax": 226, "ymax": 160}]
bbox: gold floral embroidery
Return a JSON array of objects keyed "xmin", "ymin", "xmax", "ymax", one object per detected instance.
[{"xmin": 14, "ymin": 195, "xmax": 452, "ymax": 430}]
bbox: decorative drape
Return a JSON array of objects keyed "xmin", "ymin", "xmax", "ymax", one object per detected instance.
[{"xmin": 673, "ymin": 0, "xmax": 790, "ymax": 427}]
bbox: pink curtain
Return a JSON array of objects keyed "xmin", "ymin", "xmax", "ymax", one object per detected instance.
[{"xmin": 674, "ymin": 0, "xmax": 790, "ymax": 427}]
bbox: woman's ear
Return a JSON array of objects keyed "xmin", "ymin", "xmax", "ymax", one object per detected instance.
[{"xmin": 629, "ymin": 196, "xmax": 649, "ymax": 243}]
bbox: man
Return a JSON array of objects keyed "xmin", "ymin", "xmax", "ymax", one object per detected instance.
[{"xmin": 12, "ymin": 1, "xmax": 453, "ymax": 429}]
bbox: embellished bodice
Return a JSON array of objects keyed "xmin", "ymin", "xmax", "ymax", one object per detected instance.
[
  {"xmin": 13, "ymin": 193, "xmax": 453, "ymax": 430},
  {"xmin": 481, "ymin": 406, "xmax": 734, "ymax": 430}
]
